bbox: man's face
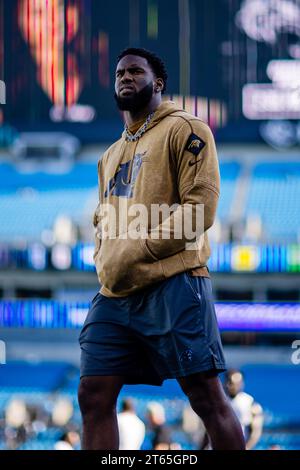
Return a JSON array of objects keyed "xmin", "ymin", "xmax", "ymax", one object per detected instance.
[{"xmin": 114, "ymin": 55, "xmax": 156, "ymax": 112}]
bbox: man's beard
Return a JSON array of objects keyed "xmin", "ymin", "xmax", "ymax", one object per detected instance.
[{"xmin": 114, "ymin": 81, "xmax": 153, "ymax": 112}]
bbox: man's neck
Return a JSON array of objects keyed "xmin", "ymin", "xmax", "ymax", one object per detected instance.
[{"xmin": 124, "ymin": 96, "xmax": 161, "ymax": 127}]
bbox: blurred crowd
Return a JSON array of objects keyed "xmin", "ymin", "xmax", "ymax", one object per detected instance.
[
  {"xmin": 0, "ymin": 369, "xmax": 266, "ymax": 450},
  {"xmin": 0, "ymin": 395, "xmax": 81, "ymax": 450}
]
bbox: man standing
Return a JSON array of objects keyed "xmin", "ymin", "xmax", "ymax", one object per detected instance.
[
  {"xmin": 78, "ymin": 47, "xmax": 245, "ymax": 450},
  {"xmin": 117, "ymin": 398, "xmax": 145, "ymax": 450},
  {"xmin": 225, "ymin": 369, "xmax": 264, "ymax": 450}
]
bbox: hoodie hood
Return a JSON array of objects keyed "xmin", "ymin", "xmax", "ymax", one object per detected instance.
[{"xmin": 121, "ymin": 100, "xmax": 183, "ymax": 140}]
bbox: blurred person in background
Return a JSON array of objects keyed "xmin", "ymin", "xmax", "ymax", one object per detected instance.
[
  {"xmin": 182, "ymin": 404, "xmax": 210, "ymax": 450},
  {"xmin": 51, "ymin": 397, "xmax": 74, "ymax": 428},
  {"xmin": 147, "ymin": 401, "xmax": 172, "ymax": 450},
  {"xmin": 54, "ymin": 430, "xmax": 81, "ymax": 450},
  {"xmin": 224, "ymin": 369, "xmax": 264, "ymax": 450},
  {"xmin": 117, "ymin": 398, "xmax": 145, "ymax": 450},
  {"xmin": 4, "ymin": 399, "xmax": 29, "ymax": 449},
  {"xmin": 26, "ymin": 404, "xmax": 48, "ymax": 435}
]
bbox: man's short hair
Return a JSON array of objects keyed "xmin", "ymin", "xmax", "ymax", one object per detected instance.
[
  {"xmin": 120, "ymin": 398, "xmax": 135, "ymax": 412},
  {"xmin": 225, "ymin": 368, "xmax": 244, "ymax": 382},
  {"xmin": 117, "ymin": 47, "xmax": 168, "ymax": 93}
]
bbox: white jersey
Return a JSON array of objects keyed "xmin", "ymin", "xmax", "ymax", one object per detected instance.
[
  {"xmin": 230, "ymin": 391, "xmax": 254, "ymax": 432},
  {"xmin": 117, "ymin": 411, "xmax": 146, "ymax": 450}
]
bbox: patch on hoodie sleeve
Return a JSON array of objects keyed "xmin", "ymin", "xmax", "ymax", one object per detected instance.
[{"xmin": 185, "ymin": 133, "xmax": 206, "ymax": 156}]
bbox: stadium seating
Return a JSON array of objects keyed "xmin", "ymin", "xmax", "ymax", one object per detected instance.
[
  {"xmin": 0, "ymin": 160, "xmax": 241, "ymax": 242},
  {"xmin": 246, "ymin": 162, "xmax": 300, "ymax": 242},
  {"xmin": 0, "ymin": 162, "xmax": 98, "ymax": 192},
  {"xmin": 0, "ymin": 189, "xmax": 96, "ymax": 241},
  {"xmin": 217, "ymin": 161, "xmax": 241, "ymax": 220},
  {"xmin": 255, "ymin": 432, "xmax": 300, "ymax": 451},
  {"xmin": 0, "ymin": 361, "xmax": 73, "ymax": 390},
  {"xmin": 0, "ymin": 162, "xmax": 98, "ymax": 241},
  {"xmin": 241, "ymin": 364, "xmax": 300, "ymax": 429},
  {"xmin": 1, "ymin": 159, "xmax": 300, "ymax": 242}
]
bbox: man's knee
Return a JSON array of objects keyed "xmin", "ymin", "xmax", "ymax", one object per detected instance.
[
  {"xmin": 78, "ymin": 376, "xmax": 121, "ymax": 417},
  {"xmin": 178, "ymin": 373, "xmax": 228, "ymax": 419}
]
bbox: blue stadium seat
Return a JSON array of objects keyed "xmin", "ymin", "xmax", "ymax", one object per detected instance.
[
  {"xmin": 246, "ymin": 162, "xmax": 300, "ymax": 241},
  {"xmin": 0, "ymin": 189, "xmax": 96, "ymax": 241},
  {"xmin": 241, "ymin": 364, "xmax": 300, "ymax": 428},
  {"xmin": 17, "ymin": 439, "xmax": 57, "ymax": 450},
  {"xmin": 0, "ymin": 162, "xmax": 98, "ymax": 193},
  {"xmin": 217, "ymin": 161, "xmax": 241, "ymax": 220},
  {"xmin": 0, "ymin": 361, "xmax": 73, "ymax": 391}
]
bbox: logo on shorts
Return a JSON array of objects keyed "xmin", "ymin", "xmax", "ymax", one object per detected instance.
[{"xmin": 180, "ymin": 348, "xmax": 193, "ymax": 363}]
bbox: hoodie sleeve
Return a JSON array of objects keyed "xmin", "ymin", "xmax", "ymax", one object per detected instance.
[
  {"xmin": 92, "ymin": 158, "xmax": 103, "ymax": 260},
  {"xmin": 143, "ymin": 118, "xmax": 220, "ymax": 260}
]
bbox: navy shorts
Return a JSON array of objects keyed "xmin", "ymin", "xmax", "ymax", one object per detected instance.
[{"xmin": 79, "ymin": 272, "xmax": 226, "ymax": 386}]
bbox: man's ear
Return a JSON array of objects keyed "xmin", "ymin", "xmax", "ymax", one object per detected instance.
[{"xmin": 154, "ymin": 78, "xmax": 164, "ymax": 93}]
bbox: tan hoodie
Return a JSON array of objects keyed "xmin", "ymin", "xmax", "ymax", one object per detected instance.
[{"xmin": 93, "ymin": 100, "xmax": 220, "ymax": 297}]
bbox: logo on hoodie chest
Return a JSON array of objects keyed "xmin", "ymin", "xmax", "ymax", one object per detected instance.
[{"xmin": 104, "ymin": 152, "xmax": 147, "ymax": 198}]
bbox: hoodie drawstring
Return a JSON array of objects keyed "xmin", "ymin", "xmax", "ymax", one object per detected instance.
[{"xmin": 124, "ymin": 140, "xmax": 139, "ymax": 184}]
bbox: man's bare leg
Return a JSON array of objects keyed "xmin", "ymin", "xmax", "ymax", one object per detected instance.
[
  {"xmin": 178, "ymin": 371, "xmax": 245, "ymax": 450},
  {"xmin": 78, "ymin": 375, "xmax": 124, "ymax": 450}
]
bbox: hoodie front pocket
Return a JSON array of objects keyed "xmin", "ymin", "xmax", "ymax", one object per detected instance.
[{"xmin": 95, "ymin": 234, "xmax": 165, "ymax": 295}]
